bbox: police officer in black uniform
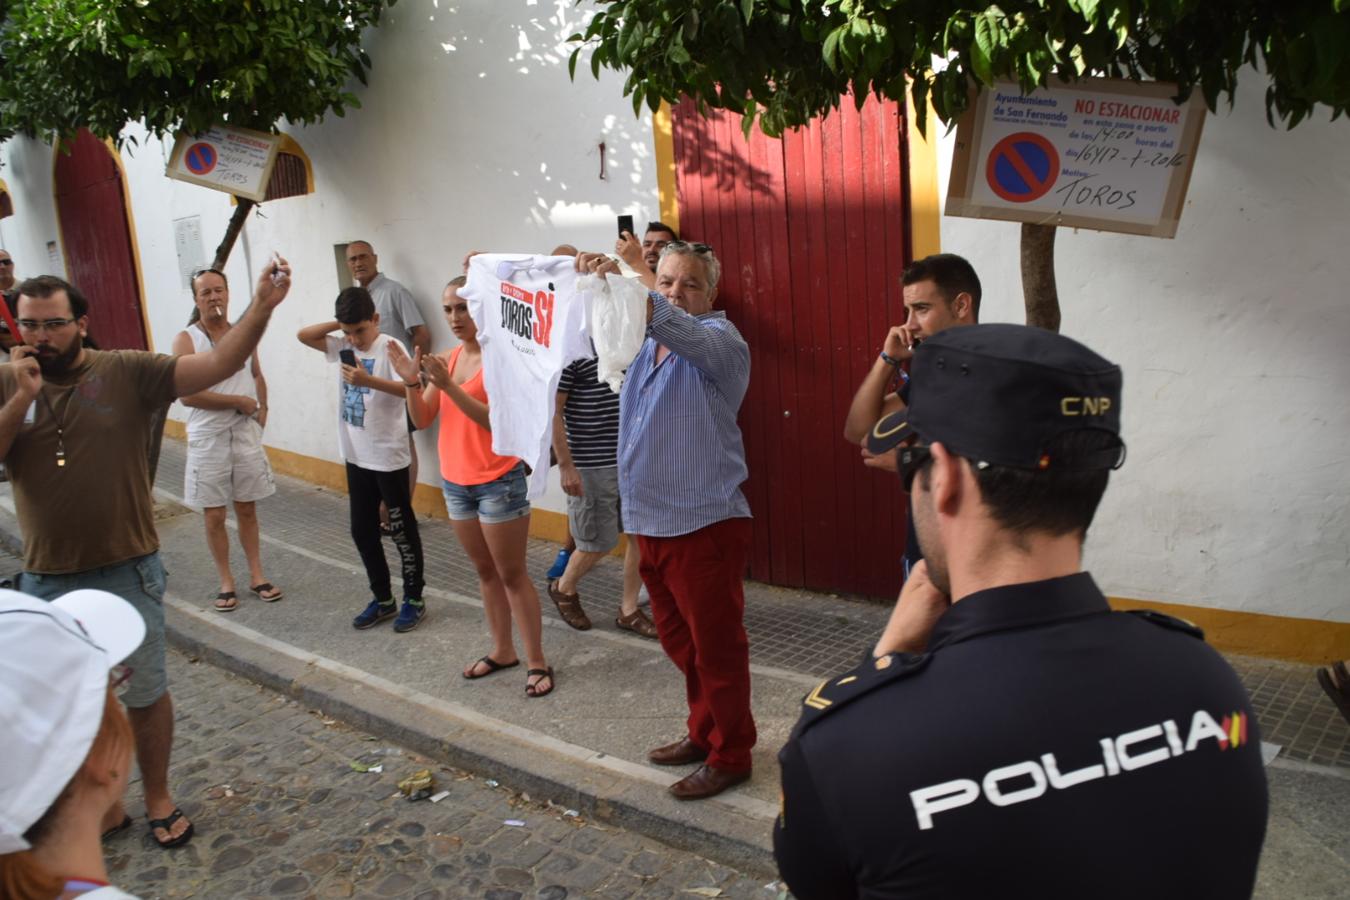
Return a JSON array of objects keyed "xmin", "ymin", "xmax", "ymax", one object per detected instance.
[{"xmin": 774, "ymin": 324, "xmax": 1268, "ymax": 899}]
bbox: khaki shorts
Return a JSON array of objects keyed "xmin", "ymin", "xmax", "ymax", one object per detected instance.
[
  {"xmin": 566, "ymin": 465, "xmax": 623, "ymax": 553},
  {"xmin": 184, "ymin": 417, "xmax": 276, "ymax": 508}
]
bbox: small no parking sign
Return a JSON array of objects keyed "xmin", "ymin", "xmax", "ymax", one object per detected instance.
[
  {"xmin": 985, "ymin": 132, "xmax": 1059, "ymax": 203},
  {"xmin": 946, "ymin": 77, "xmax": 1207, "ymax": 238},
  {"xmin": 167, "ymin": 125, "xmax": 282, "ymax": 202}
]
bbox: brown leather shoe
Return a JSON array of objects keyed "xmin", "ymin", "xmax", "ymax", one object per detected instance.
[
  {"xmin": 647, "ymin": 736, "xmax": 709, "ymax": 766},
  {"xmin": 615, "ymin": 608, "xmax": 659, "ymax": 639},
  {"xmin": 669, "ymin": 764, "xmax": 751, "ymax": 800},
  {"xmin": 547, "ymin": 579, "xmax": 592, "ymax": 630}
]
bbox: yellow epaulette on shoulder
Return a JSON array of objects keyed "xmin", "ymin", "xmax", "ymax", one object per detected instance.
[{"xmin": 795, "ymin": 651, "xmax": 931, "ymax": 732}]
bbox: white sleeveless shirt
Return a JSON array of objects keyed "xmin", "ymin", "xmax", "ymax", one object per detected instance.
[{"xmin": 184, "ymin": 322, "xmax": 256, "ymax": 439}]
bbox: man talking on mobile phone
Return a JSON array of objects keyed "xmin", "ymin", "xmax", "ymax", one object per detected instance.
[{"xmin": 843, "ymin": 253, "xmax": 981, "ymax": 576}]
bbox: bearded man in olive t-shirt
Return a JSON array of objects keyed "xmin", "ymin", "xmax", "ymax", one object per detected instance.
[{"xmin": 0, "ymin": 266, "xmax": 291, "ymax": 848}]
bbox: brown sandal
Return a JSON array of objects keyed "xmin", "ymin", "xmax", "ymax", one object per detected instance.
[
  {"xmin": 526, "ymin": 667, "xmax": 555, "ymax": 698},
  {"xmin": 547, "ymin": 579, "xmax": 592, "ymax": 630},
  {"xmin": 616, "ymin": 608, "xmax": 659, "ymax": 640}
]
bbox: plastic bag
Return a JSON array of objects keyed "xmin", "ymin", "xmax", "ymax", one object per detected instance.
[{"xmin": 581, "ymin": 272, "xmax": 649, "ymax": 393}]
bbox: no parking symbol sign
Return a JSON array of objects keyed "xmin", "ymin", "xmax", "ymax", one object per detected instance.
[
  {"xmin": 985, "ymin": 133, "xmax": 1058, "ymax": 203},
  {"xmin": 946, "ymin": 77, "xmax": 1207, "ymax": 238},
  {"xmin": 183, "ymin": 142, "xmax": 218, "ymax": 175},
  {"xmin": 166, "ymin": 124, "xmax": 282, "ymax": 203}
]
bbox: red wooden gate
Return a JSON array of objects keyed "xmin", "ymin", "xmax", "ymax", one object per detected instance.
[
  {"xmin": 53, "ymin": 129, "xmax": 147, "ymax": 350},
  {"xmin": 671, "ymin": 97, "xmax": 914, "ymax": 598}
]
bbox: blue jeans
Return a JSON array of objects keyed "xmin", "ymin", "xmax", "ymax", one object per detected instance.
[
  {"xmin": 18, "ymin": 551, "xmax": 168, "ymax": 709},
  {"xmin": 442, "ymin": 463, "xmax": 530, "ymax": 525}
]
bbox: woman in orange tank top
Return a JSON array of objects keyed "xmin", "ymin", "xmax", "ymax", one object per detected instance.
[{"xmin": 390, "ymin": 276, "xmax": 553, "ymax": 697}]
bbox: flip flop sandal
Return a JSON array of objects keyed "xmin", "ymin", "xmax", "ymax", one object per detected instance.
[
  {"xmin": 547, "ymin": 579, "xmax": 592, "ymax": 630},
  {"xmin": 616, "ymin": 609, "xmax": 659, "ymax": 640},
  {"xmin": 463, "ymin": 655, "xmax": 520, "ymax": 680},
  {"xmin": 525, "ymin": 667, "xmax": 555, "ymax": 698},
  {"xmin": 250, "ymin": 582, "xmax": 284, "ymax": 602},
  {"xmin": 101, "ymin": 814, "xmax": 132, "ymax": 842},
  {"xmin": 147, "ymin": 808, "xmax": 194, "ymax": 849},
  {"xmin": 213, "ymin": 591, "xmax": 238, "ymax": 612}
]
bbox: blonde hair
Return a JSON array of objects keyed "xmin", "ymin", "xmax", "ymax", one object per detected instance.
[{"xmin": 0, "ymin": 689, "xmax": 133, "ymax": 900}]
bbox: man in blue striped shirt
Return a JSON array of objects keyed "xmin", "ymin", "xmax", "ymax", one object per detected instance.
[{"xmin": 577, "ymin": 241, "xmax": 755, "ymax": 800}]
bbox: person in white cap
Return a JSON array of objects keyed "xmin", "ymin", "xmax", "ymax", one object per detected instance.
[{"xmin": 0, "ymin": 588, "xmax": 147, "ymax": 899}]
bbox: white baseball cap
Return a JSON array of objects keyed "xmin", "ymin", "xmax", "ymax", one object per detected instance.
[{"xmin": 0, "ymin": 589, "xmax": 145, "ymax": 853}]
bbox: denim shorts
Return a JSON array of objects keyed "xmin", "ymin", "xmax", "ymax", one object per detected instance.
[
  {"xmin": 18, "ymin": 551, "xmax": 168, "ymax": 709},
  {"xmin": 443, "ymin": 462, "xmax": 530, "ymax": 525}
]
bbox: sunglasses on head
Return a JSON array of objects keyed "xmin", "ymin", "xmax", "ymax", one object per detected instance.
[{"xmin": 664, "ymin": 241, "xmax": 714, "ymax": 254}]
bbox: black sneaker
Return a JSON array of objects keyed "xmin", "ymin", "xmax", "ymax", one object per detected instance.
[
  {"xmin": 353, "ymin": 598, "xmax": 396, "ymax": 630},
  {"xmin": 393, "ymin": 600, "xmax": 426, "ymax": 633}
]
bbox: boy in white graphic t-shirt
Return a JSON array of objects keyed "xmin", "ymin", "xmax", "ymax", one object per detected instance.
[{"xmin": 298, "ymin": 287, "xmax": 427, "ymax": 632}]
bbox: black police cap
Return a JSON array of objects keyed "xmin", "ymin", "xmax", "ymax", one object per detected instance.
[{"xmin": 867, "ymin": 323, "xmax": 1125, "ymax": 471}]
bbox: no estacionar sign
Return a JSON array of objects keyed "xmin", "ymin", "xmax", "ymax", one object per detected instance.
[
  {"xmin": 946, "ymin": 77, "xmax": 1207, "ymax": 239},
  {"xmin": 166, "ymin": 125, "xmax": 281, "ymax": 203}
]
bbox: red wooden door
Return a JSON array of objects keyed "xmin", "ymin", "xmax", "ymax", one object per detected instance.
[
  {"xmin": 53, "ymin": 129, "xmax": 147, "ymax": 350},
  {"xmin": 672, "ymin": 97, "xmax": 913, "ymax": 598}
]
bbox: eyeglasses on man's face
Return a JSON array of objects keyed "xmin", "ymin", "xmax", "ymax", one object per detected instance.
[
  {"xmin": 17, "ymin": 317, "xmax": 78, "ymax": 333},
  {"xmin": 0, "ymin": 259, "xmax": 14, "ymax": 266}
]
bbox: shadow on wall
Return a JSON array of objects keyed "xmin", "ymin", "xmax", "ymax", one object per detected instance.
[{"xmin": 672, "ymin": 105, "xmax": 776, "ymax": 196}]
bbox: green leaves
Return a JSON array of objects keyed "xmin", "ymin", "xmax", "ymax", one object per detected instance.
[
  {"xmin": 567, "ymin": 0, "xmax": 1349, "ymax": 139},
  {"xmin": 0, "ymin": 0, "xmax": 397, "ymax": 144}
]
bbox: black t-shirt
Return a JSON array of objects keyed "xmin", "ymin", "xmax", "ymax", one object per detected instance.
[{"xmin": 774, "ymin": 573, "xmax": 1268, "ymax": 899}]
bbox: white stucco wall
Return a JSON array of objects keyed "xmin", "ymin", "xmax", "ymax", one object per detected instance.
[
  {"xmin": 936, "ymin": 78, "xmax": 1350, "ymax": 622},
  {"xmin": 0, "ymin": 0, "xmax": 659, "ymax": 521},
  {"xmin": 2, "ymin": 4, "xmax": 1345, "ymax": 623},
  {"xmin": 0, "ymin": 138, "xmax": 67, "ymax": 281}
]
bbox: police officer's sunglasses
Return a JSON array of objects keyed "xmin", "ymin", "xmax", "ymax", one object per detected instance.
[{"xmin": 899, "ymin": 444, "xmax": 933, "ymax": 493}]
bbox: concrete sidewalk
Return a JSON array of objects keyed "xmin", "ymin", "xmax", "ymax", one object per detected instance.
[{"xmin": 1, "ymin": 436, "xmax": 1347, "ymax": 892}]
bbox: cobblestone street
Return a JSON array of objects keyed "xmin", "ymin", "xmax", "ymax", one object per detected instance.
[{"xmin": 105, "ymin": 650, "xmax": 776, "ymax": 900}]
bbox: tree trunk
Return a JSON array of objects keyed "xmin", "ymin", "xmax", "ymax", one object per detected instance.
[
  {"xmin": 1020, "ymin": 223, "xmax": 1061, "ymax": 333},
  {"xmin": 211, "ymin": 197, "xmax": 256, "ymax": 270}
]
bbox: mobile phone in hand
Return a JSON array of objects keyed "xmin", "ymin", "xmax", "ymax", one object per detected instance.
[
  {"xmin": 617, "ymin": 214, "xmax": 635, "ymax": 238},
  {"xmin": 339, "ymin": 348, "xmax": 358, "ymax": 367}
]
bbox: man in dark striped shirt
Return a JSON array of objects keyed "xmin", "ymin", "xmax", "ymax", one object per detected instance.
[
  {"xmin": 577, "ymin": 240, "xmax": 755, "ymax": 801},
  {"xmin": 546, "ymin": 352, "xmax": 657, "ymax": 639}
]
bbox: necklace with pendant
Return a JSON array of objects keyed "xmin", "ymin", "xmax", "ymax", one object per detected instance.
[{"xmin": 38, "ymin": 389, "xmax": 71, "ymax": 468}]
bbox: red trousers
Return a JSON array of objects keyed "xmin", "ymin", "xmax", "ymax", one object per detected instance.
[{"xmin": 638, "ymin": 517, "xmax": 756, "ymax": 772}]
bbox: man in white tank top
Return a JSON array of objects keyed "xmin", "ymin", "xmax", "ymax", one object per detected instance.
[{"xmin": 171, "ymin": 269, "xmax": 281, "ymax": 612}]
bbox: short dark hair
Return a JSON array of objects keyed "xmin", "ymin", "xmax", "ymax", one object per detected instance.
[
  {"xmin": 645, "ymin": 221, "xmax": 679, "ymax": 241},
  {"xmin": 445, "ymin": 275, "xmax": 467, "ymax": 290},
  {"xmin": 335, "ymin": 286, "xmax": 376, "ymax": 324},
  {"xmin": 17, "ymin": 275, "xmax": 88, "ymax": 319},
  {"xmin": 902, "ymin": 253, "xmax": 982, "ymax": 321},
  {"xmin": 919, "ymin": 430, "xmax": 1114, "ymax": 539}
]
